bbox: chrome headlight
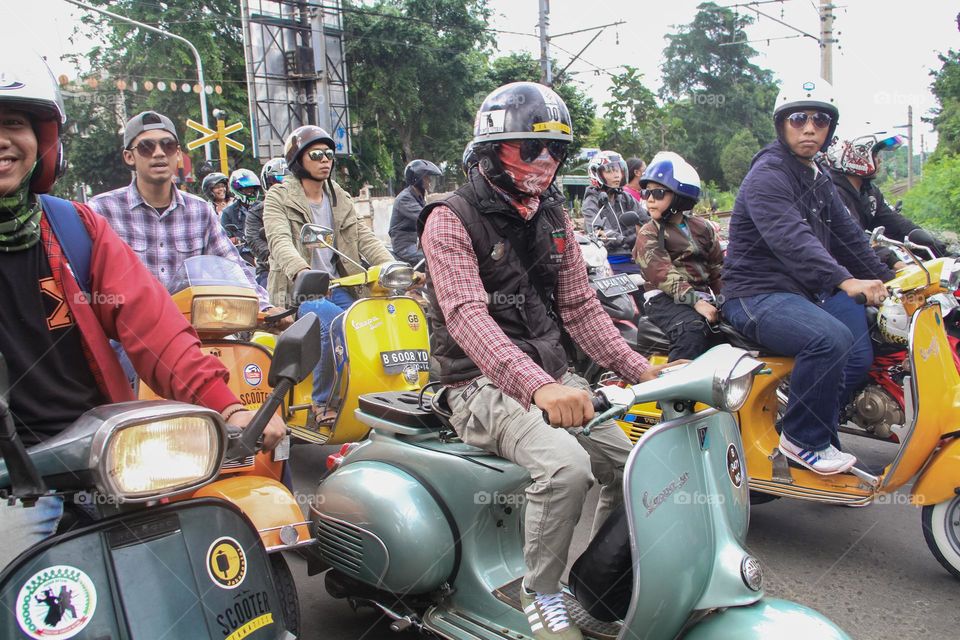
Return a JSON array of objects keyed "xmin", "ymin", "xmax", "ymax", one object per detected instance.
[
  {"xmin": 192, "ymin": 295, "xmax": 259, "ymax": 331},
  {"xmin": 939, "ymin": 258, "xmax": 960, "ymax": 291},
  {"xmin": 741, "ymin": 555, "xmax": 763, "ymax": 591},
  {"xmin": 378, "ymin": 262, "xmax": 415, "ymax": 290},
  {"xmin": 91, "ymin": 403, "xmax": 225, "ymax": 502},
  {"xmin": 712, "ymin": 350, "xmax": 764, "ymax": 412}
]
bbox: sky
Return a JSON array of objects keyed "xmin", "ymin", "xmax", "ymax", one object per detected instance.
[{"xmin": 3, "ymin": 0, "xmax": 958, "ymax": 152}]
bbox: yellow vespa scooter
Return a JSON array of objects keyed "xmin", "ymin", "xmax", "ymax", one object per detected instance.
[
  {"xmin": 253, "ymin": 224, "xmax": 430, "ymax": 445},
  {"xmin": 619, "ymin": 230, "xmax": 960, "ymax": 579}
]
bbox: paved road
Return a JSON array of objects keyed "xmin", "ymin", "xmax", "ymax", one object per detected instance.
[{"xmin": 286, "ymin": 436, "xmax": 959, "ymax": 640}]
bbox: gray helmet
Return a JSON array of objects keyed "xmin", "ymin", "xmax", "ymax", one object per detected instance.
[
  {"xmin": 0, "ymin": 49, "xmax": 67, "ymax": 193},
  {"xmin": 201, "ymin": 172, "xmax": 228, "ymax": 199},
  {"xmin": 404, "ymin": 159, "xmax": 441, "ymax": 188}
]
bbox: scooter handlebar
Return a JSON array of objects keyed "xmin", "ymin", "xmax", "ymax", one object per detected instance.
[{"xmin": 539, "ymin": 393, "xmax": 612, "ymax": 426}]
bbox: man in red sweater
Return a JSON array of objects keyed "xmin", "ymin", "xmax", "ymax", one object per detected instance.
[{"xmin": 0, "ymin": 51, "xmax": 284, "ymax": 567}]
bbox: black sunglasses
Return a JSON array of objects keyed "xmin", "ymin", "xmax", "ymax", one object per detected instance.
[
  {"xmin": 307, "ymin": 148, "xmax": 336, "ymax": 162},
  {"xmin": 785, "ymin": 111, "xmax": 833, "ymax": 130},
  {"xmin": 131, "ymin": 137, "xmax": 179, "ymax": 157},
  {"xmin": 519, "ymin": 139, "xmax": 568, "ymax": 163},
  {"xmin": 640, "ymin": 188, "xmax": 670, "ymax": 201}
]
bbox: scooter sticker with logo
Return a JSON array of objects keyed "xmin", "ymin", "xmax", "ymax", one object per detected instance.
[
  {"xmin": 16, "ymin": 565, "xmax": 97, "ymax": 639},
  {"xmin": 407, "ymin": 313, "xmax": 421, "ymax": 331},
  {"xmin": 642, "ymin": 471, "xmax": 690, "ymax": 516},
  {"xmin": 727, "ymin": 444, "xmax": 743, "ymax": 488},
  {"xmin": 217, "ymin": 590, "xmax": 275, "ymax": 640},
  {"xmin": 243, "ymin": 363, "xmax": 263, "ymax": 386},
  {"xmin": 207, "ymin": 537, "xmax": 247, "ymax": 589}
]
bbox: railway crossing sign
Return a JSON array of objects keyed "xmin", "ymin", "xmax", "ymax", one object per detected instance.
[{"xmin": 186, "ymin": 118, "xmax": 245, "ymax": 175}]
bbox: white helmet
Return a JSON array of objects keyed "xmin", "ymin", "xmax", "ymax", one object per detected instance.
[
  {"xmin": 877, "ymin": 298, "xmax": 909, "ymax": 344},
  {"xmin": 0, "ymin": 48, "xmax": 67, "ymax": 193},
  {"xmin": 773, "ymin": 77, "xmax": 839, "ymax": 152}
]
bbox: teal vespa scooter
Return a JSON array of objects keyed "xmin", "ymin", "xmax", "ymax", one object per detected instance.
[
  {"xmin": 308, "ymin": 344, "xmax": 849, "ymax": 639},
  {"xmin": 0, "ymin": 312, "xmax": 322, "ymax": 640}
]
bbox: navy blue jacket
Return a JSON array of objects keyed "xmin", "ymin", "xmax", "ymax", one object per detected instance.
[{"xmin": 722, "ymin": 141, "xmax": 893, "ymax": 301}]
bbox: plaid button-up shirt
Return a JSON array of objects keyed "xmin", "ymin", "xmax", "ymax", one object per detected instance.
[{"xmin": 89, "ymin": 180, "xmax": 271, "ymax": 307}]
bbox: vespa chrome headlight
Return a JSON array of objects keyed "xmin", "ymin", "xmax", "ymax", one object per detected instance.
[
  {"xmin": 91, "ymin": 403, "xmax": 225, "ymax": 502},
  {"xmin": 378, "ymin": 262, "xmax": 415, "ymax": 290},
  {"xmin": 712, "ymin": 350, "xmax": 765, "ymax": 412},
  {"xmin": 192, "ymin": 295, "xmax": 259, "ymax": 331}
]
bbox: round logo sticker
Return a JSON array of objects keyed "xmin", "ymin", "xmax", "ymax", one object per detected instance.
[
  {"xmin": 726, "ymin": 444, "xmax": 743, "ymax": 488},
  {"xmin": 243, "ymin": 363, "xmax": 263, "ymax": 387},
  {"xmin": 17, "ymin": 565, "xmax": 97, "ymax": 639},
  {"xmin": 387, "ymin": 303, "xmax": 396, "ymax": 315},
  {"xmin": 206, "ymin": 537, "xmax": 247, "ymax": 589}
]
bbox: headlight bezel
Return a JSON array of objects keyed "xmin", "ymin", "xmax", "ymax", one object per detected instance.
[
  {"xmin": 711, "ymin": 351, "xmax": 764, "ymax": 412},
  {"xmin": 378, "ymin": 262, "xmax": 416, "ymax": 290},
  {"xmin": 89, "ymin": 402, "xmax": 226, "ymax": 503}
]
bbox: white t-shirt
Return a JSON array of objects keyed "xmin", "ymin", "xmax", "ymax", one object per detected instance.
[{"xmin": 308, "ymin": 198, "xmax": 337, "ymax": 275}]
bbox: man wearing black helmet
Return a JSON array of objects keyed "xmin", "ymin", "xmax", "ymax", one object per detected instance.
[
  {"xmin": 419, "ymin": 82, "xmax": 667, "ymax": 640},
  {"xmin": 263, "ymin": 126, "xmax": 393, "ymax": 423},
  {"xmin": 388, "ymin": 158, "xmax": 442, "ymax": 266},
  {"xmin": 721, "ymin": 78, "xmax": 892, "ymax": 476}
]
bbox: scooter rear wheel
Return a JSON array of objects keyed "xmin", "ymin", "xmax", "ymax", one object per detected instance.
[
  {"xmin": 270, "ymin": 552, "xmax": 302, "ymax": 634},
  {"xmin": 921, "ymin": 494, "xmax": 960, "ymax": 580}
]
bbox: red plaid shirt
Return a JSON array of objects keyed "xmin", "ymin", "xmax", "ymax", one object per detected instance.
[{"xmin": 422, "ymin": 205, "xmax": 650, "ymax": 409}]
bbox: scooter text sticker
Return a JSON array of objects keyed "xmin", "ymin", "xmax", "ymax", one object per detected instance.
[
  {"xmin": 218, "ymin": 590, "xmax": 275, "ymax": 640},
  {"xmin": 727, "ymin": 444, "xmax": 743, "ymax": 488},
  {"xmin": 17, "ymin": 565, "xmax": 97, "ymax": 639},
  {"xmin": 207, "ymin": 537, "xmax": 248, "ymax": 589}
]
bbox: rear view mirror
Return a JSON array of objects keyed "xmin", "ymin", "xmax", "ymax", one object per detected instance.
[
  {"xmin": 300, "ymin": 224, "xmax": 334, "ymax": 251},
  {"xmin": 291, "ymin": 270, "xmax": 331, "ymax": 306},
  {"xmin": 620, "ymin": 211, "xmax": 641, "ymax": 228},
  {"xmin": 869, "ymin": 226, "xmax": 886, "ymax": 247},
  {"xmin": 268, "ymin": 314, "xmax": 321, "ymax": 386}
]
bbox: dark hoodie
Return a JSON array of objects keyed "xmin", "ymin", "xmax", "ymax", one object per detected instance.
[
  {"xmin": 722, "ymin": 141, "xmax": 893, "ymax": 301},
  {"xmin": 582, "ymin": 186, "xmax": 647, "ymax": 257}
]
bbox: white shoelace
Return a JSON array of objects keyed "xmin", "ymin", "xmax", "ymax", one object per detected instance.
[{"xmin": 533, "ymin": 592, "xmax": 571, "ymax": 631}]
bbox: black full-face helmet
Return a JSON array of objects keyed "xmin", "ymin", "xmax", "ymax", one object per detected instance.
[
  {"xmin": 403, "ymin": 159, "xmax": 442, "ymax": 192},
  {"xmin": 470, "ymin": 82, "xmax": 573, "ymax": 194}
]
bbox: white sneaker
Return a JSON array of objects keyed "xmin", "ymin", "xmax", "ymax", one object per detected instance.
[{"xmin": 778, "ymin": 433, "xmax": 856, "ymax": 475}]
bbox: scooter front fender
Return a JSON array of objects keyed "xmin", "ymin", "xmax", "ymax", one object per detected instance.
[
  {"xmin": 194, "ymin": 476, "xmax": 312, "ymax": 552},
  {"xmin": 683, "ymin": 598, "xmax": 850, "ymax": 640},
  {"xmin": 911, "ymin": 436, "xmax": 960, "ymax": 506}
]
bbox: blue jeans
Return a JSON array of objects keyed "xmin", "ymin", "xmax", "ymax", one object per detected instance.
[
  {"xmin": 722, "ymin": 291, "xmax": 872, "ymax": 451},
  {"xmin": 297, "ymin": 287, "xmax": 355, "ymax": 406},
  {"xmin": 0, "ymin": 496, "xmax": 64, "ymax": 569}
]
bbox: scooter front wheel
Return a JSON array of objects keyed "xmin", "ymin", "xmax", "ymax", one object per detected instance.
[
  {"xmin": 921, "ymin": 493, "xmax": 960, "ymax": 580},
  {"xmin": 270, "ymin": 552, "xmax": 302, "ymax": 634}
]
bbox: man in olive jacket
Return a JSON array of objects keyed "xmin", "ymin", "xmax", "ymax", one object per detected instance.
[{"xmin": 263, "ymin": 126, "xmax": 393, "ymax": 421}]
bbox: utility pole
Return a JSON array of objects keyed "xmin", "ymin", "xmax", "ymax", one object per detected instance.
[
  {"xmin": 538, "ymin": 0, "xmax": 552, "ymax": 85},
  {"xmin": 819, "ymin": 0, "xmax": 835, "ymax": 83},
  {"xmin": 907, "ymin": 105, "xmax": 914, "ymax": 188}
]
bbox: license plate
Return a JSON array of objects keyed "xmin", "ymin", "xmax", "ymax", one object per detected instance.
[
  {"xmin": 595, "ymin": 274, "xmax": 638, "ymax": 297},
  {"xmin": 273, "ymin": 435, "xmax": 291, "ymax": 462},
  {"xmin": 380, "ymin": 349, "xmax": 430, "ymax": 374}
]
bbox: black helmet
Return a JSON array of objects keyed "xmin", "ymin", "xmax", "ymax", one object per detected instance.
[
  {"xmin": 462, "ymin": 142, "xmax": 479, "ymax": 176},
  {"xmin": 404, "ymin": 159, "xmax": 441, "ymax": 189},
  {"xmin": 284, "ymin": 125, "xmax": 336, "ymax": 178},
  {"xmin": 201, "ymin": 172, "xmax": 228, "ymax": 199},
  {"xmin": 471, "ymin": 82, "xmax": 573, "ymax": 195}
]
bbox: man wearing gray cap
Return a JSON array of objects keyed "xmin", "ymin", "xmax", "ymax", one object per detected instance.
[{"xmin": 89, "ymin": 111, "xmax": 277, "ymax": 312}]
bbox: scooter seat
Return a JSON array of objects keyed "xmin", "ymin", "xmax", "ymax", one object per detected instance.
[
  {"xmin": 358, "ymin": 391, "xmax": 445, "ymax": 431},
  {"xmin": 716, "ymin": 322, "xmax": 778, "ymax": 357}
]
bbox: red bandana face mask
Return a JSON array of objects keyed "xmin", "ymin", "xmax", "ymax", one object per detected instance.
[{"xmin": 493, "ymin": 142, "xmax": 560, "ymax": 219}]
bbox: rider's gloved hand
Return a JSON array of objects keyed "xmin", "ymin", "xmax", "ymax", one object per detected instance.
[
  {"xmin": 534, "ymin": 383, "xmax": 594, "ymax": 428},
  {"xmin": 840, "ymin": 278, "xmax": 887, "ymax": 306},
  {"xmin": 223, "ymin": 403, "xmax": 287, "ymax": 451}
]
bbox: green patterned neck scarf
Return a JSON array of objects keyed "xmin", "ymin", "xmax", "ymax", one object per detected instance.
[{"xmin": 0, "ymin": 168, "xmax": 42, "ymax": 252}]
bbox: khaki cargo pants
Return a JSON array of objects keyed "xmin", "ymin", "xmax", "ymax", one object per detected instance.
[{"xmin": 446, "ymin": 372, "xmax": 633, "ymax": 594}]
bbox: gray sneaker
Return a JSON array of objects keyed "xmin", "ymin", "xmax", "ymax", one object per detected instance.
[{"xmin": 520, "ymin": 587, "xmax": 583, "ymax": 640}]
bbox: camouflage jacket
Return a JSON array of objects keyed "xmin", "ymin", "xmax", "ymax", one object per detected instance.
[{"xmin": 636, "ymin": 214, "xmax": 723, "ymax": 306}]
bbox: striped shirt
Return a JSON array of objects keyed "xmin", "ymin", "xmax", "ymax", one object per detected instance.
[
  {"xmin": 89, "ymin": 180, "xmax": 271, "ymax": 307},
  {"xmin": 422, "ymin": 205, "xmax": 651, "ymax": 409}
]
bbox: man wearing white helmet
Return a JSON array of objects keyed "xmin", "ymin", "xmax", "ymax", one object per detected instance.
[
  {"xmin": 0, "ymin": 50, "xmax": 285, "ymax": 567},
  {"xmin": 721, "ymin": 78, "xmax": 893, "ymax": 475}
]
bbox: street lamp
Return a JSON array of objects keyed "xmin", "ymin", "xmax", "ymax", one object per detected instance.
[{"xmin": 63, "ymin": 0, "xmax": 212, "ymax": 162}]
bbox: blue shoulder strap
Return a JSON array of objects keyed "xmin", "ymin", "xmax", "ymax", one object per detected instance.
[{"xmin": 38, "ymin": 194, "xmax": 92, "ymax": 295}]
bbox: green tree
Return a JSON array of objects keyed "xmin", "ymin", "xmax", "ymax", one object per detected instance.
[
  {"xmin": 658, "ymin": 1, "xmax": 777, "ymax": 188},
  {"xmin": 900, "ymin": 153, "xmax": 960, "ymax": 232},
  {"xmin": 60, "ymin": 0, "xmax": 254, "ymax": 197},
  {"xmin": 927, "ymin": 49, "xmax": 960, "ymax": 159},
  {"xmin": 485, "ymin": 52, "xmax": 596, "ymax": 159},
  {"xmin": 719, "ymin": 128, "xmax": 758, "ymax": 188},
  {"xmin": 341, "ymin": 0, "xmax": 494, "ymax": 192},
  {"xmin": 595, "ymin": 66, "xmax": 672, "ymax": 162}
]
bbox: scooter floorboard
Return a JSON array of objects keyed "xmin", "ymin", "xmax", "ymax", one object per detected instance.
[{"xmin": 492, "ymin": 577, "xmax": 621, "ymax": 640}]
